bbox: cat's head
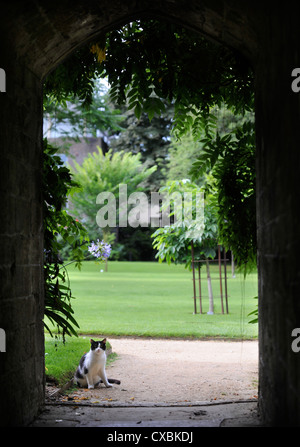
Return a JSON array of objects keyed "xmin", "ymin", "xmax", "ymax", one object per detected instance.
[{"xmin": 90, "ymin": 338, "xmax": 106, "ymax": 353}]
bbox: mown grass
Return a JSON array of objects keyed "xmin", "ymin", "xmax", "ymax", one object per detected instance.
[
  {"xmin": 45, "ymin": 261, "xmax": 258, "ymax": 384},
  {"xmin": 45, "ymin": 261, "xmax": 258, "ymax": 340}
]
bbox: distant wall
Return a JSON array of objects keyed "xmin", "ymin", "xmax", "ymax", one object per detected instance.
[{"xmin": 48, "ymin": 137, "xmax": 105, "ymax": 168}]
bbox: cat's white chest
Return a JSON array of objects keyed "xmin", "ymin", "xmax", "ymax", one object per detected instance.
[{"xmin": 87, "ymin": 351, "xmax": 106, "ymax": 371}]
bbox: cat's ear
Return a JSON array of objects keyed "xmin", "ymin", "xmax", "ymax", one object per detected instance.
[
  {"xmin": 90, "ymin": 339, "xmax": 94, "ymax": 344},
  {"xmin": 102, "ymin": 338, "xmax": 106, "ymax": 344}
]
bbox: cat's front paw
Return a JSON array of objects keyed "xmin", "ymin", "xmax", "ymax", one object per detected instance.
[
  {"xmin": 106, "ymin": 383, "xmax": 113, "ymax": 388},
  {"xmin": 88, "ymin": 385, "xmax": 94, "ymax": 389}
]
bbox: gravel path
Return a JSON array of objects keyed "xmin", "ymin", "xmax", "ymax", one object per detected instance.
[{"xmin": 63, "ymin": 338, "xmax": 258, "ymax": 405}]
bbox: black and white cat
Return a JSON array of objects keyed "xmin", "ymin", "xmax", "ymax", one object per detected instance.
[{"xmin": 74, "ymin": 338, "xmax": 120, "ymax": 389}]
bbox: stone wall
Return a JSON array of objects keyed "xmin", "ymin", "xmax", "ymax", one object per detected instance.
[
  {"xmin": 254, "ymin": 5, "xmax": 300, "ymax": 426},
  {"xmin": 0, "ymin": 44, "xmax": 44, "ymax": 425}
]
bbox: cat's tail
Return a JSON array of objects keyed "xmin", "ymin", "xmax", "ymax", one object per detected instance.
[
  {"xmin": 106, "ymin": 378, "xmax": 121, "ymax": 385},
  {"xmin": 97, "ymin": 378, "xmax": 121, "ymax": 385}
]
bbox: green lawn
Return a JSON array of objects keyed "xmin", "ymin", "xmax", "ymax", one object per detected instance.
[{"xmin": 45, "ymin": 261, "xmax": 258, "ymax": 339}]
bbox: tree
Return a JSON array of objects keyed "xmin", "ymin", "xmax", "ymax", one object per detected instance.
[
  {"xmin": 164, "ymin": 132, "xmax": 205, "ymax": 185},
  {"xmin": 44, "ymin": 81, "xmax": 123, "ymax": 150},
  {"xmin": 109, "ymin": 101, "xmax": 174, "ymax": 190},
  {"xmin": 152, "ymin": 180, "xmax": 218, "ymax": 313},
  {"xmin": 69, "ymin": 147, "xmax": 156, "ymax": 243}
]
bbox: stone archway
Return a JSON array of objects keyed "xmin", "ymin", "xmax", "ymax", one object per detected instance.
[{"xmin": 1, "ymin": 1, "xmax": 300, "ymax": 426}]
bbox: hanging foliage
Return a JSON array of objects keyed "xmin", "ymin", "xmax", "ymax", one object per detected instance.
[
  {"xmin": 190, "ymin": 118, "xmax": 256, "ymax": 272},
  {"xmin": 43, "ymin": 139, "xmax": 89, "ymax": 339},
  {"xmin": 44, "ymin": 18, "xmax": 256, "ymax": 270},
  {"xmin": 44, "ymin": 19, "xmax": 254, "ymax": 131}
]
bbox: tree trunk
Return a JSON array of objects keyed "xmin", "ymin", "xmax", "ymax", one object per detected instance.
[
  {"xmin": 206, "ymin": 258, "xmax": 214, "ymax": 314},
  {"xmin": 231, "ymin": 251, "xmax": 236, "ymax": 278}
]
